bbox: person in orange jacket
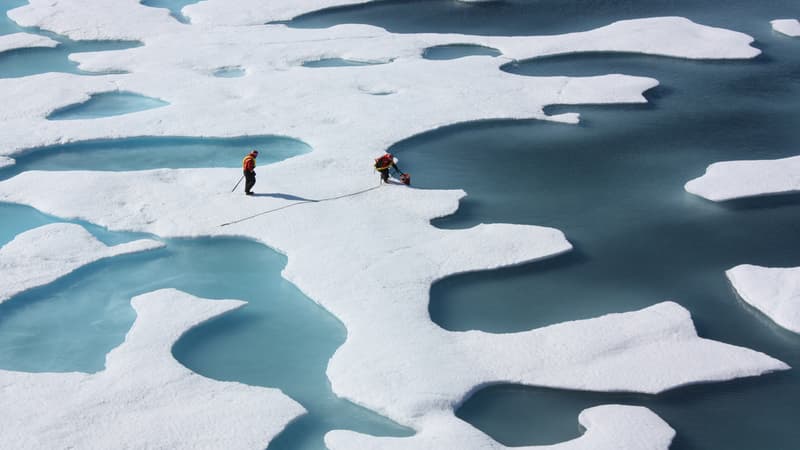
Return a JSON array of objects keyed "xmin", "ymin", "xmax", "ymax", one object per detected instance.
[{"xmin": 242, "ymin": 150, "xmax": 258, "ymax": 195}]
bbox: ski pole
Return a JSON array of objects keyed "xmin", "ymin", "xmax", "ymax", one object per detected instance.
[{"xmin": 231, "ymin": 175, "xmax": 244, "ymax": 192}]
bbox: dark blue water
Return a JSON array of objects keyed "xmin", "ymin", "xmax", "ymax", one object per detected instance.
[
  {"xmin": 288, "ymin": 0, "xmax": 800, "ymax": 448},
  {"xmin": 422, "ymin": 44, "xmax": 500, "ymax": 60},
  {"xmin": 288, "ymin": 0, "xmax": 799, "ymax": 38},
  {"xmin": 0, "ymin": 136, "xmax": 310, "ymax": 181}
]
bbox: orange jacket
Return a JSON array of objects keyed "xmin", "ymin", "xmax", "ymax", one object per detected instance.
[{"xmin": 242, "ymin": 153, "xmax": 257, "ymax": 171}]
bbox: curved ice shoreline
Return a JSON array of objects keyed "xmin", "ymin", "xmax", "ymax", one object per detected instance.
[
  {"xmin": 327, "ymin": 405, "xmax": 676, "ymax": 450},
  {"xmin": 0, "ymin": 223, "xmax": 163, "ymax": 303},
  {"xmin": 0, "ymin": 289, "xmax": 305, "ymax": 449},
  {"xmin": 772, "ymin": 19, "xmax": 800, "ymax": 37},
  {"xmin": 728, "ymin": 264, "xmax": 800, "ymax": 334},
  {"xmin": 685, "ymin": 155, "xmax": 800, "ymax": 201},
  {"xmin": 0, "ymin": 32, "xmax": 58, "ymax": 54},
  {"xmin": 0, "ymin": 1, "xmax": 785, "ymax": 448}
]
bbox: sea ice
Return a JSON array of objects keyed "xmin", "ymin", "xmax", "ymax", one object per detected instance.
[
  {"xmin": 685, "ymin": 155, "xmax": 800, "ymax": 201},
  {"xmin": 0, "ymin": 32, "xmax": 58, "ymax": 54},
  {"xmin": 0, "ymin": 0, "xmax": 785, "ymax": 447},
  {"xmin": 0, "ymin": 223, "xmax": 163, "ymax": 304},
  {"xmin": 772, "ymin": 19, "xmax": 800, "ymax": 37},
  {"xmin": 327, "ymin": 405, "xmax": 675, "ymax": 450},
  {"xmin": 727, "ymin": 264, "xmax": 800, "ymax": 334},
  {"xmin": 0, "ymin": 289, "xmax": 305, "ymax": 448},
  {"xmin": 0, "ymin": 16, "xmax": 758, "ymax": 168},
  {"xmin": 0, "ymin": 169, "xmax": 788, "ymax": 431}
]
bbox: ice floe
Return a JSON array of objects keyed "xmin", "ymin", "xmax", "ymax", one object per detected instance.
[
  {"xmin": 727, "ymin": 264, "xmax": 800, "ymax": 334},
  {"xmin": 772, "ymin": 19, "xmax": 800, "ymax": 37},
  {"xmin": 0, "ymin": 288, "xmax": 304, "ymax": 448},
  {"xmin": 0, "ymin": 0, "xmax": 784, "ymax": 448},
  {"xmin": 0, "ymin": 32, "xmax": 58, "ymax": 54},
  {"xmin": 685, "ymin": 155, "xmax": 800, "ymax": 201},
  {"xmin": 8, "ymin": 0, "xmax": 179, "ymax": 41},
  {"xmin": 0, "ymin": 223, "xmax": 163, "ymax": 304},
  {"xmin": 327, "ymin": 405, "xmax": 675, "ymax": 450}
]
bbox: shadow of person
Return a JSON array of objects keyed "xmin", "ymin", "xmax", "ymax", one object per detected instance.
[{"xmin": 252, "ymin": 192, "xmax": 318, "ymax": 202}]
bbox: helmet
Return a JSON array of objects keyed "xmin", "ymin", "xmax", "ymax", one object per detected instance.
[{"xmin": 251, "ymin": 150, "xmax": 259, "ymax": 156}]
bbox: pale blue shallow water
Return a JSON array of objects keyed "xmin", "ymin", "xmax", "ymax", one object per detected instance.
[
  {"xmin": 0, "ymin": 136, "xmax": 310, "ymax": 180},
  {"xmin": 0, "ymin": 0, "xmax": 140, "ymax": 78},
  {"xmin": 2, "ymin": 0, "xmax": 800, "ymax": 449},
  {"xmin": 47, "ymin": 92, "xmax": 169, "ymax": 120},
  {"xmin": 140, "ymin": 0, "xmax": 199, "ymax": 24}
]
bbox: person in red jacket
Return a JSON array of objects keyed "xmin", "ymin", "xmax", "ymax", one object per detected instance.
[
  {"xmin": 242, "ymin": 150, "xmax": 258, "ymax": 195},
  {"xmin": 374, "ymin": 152, "xmax": 409, "ymax": 184}
]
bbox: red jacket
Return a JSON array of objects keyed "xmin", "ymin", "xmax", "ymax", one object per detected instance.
[
  {"xmin": 242, "ymin": 153, "xmax": 257, "ymax": 171},
  {"xmin": 374, "ymin": 154, "xmax": 394, "ymax": 170}
]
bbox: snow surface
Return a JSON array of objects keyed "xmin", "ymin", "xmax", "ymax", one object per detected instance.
[
  {"xmin": 0, "ymin": 32, "xmax": 58, "ymax": 54},
  {"xmin": 772, "ymin": 19, "xmax": 800, "ymax": 37},
  {"xmin": 727, "ymin": 265, "xmax": 800, "ymax": 334},
  {"xmin": 685, "ymin": 155, "xmax": 800, "ymax": 201},
  {"xmin": 0, "ymin": 289, "xmax": 305, "ymax": 449},
  {"xmin": 0, "ymin": 0, "xmax": 785, "ymax": 448},
  {"xmin": 0, "ymin": 156, "xmax": 13, "ymax": 169},
  {"xmin": 0, "ymin": 223, "xmax": 163, "ymax": 303},
  {"xmin": 327, "ymin": 405, "xmax": 675, "ymax": 450}
]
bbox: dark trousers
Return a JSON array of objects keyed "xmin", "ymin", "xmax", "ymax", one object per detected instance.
[
  {"xmin": 379, "ymin": 169, "xmax": 389, "ymax": 182},
  {"xmin": 244, "ymin": 170, "xmax": 256, "ymax": 193}
]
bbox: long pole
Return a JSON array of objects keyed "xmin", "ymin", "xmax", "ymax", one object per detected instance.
[{"xmin": 230, "ymin": 175, "xmax": 244, "ymax": 192}]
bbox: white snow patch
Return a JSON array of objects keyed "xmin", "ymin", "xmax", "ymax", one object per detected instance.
[
  {"xmin": 0, "ymin": 156, "xmax": 14, "ymax": 169},
  {"xmin": 0, "ymin": 32, "xmax": 58, "ymax": 54},
  {"xmin": 326, "ymin": 405, "xmax": 675, "ymax": 450},
  {"xmin": 772, "ymin": 19, "xmax": 800, "ymax": 37},
  {"xmin": 0, "ymin": 223, "xmax": 163, "ymax": 303},
  {"xmin": 8, "ymin": 0, "xmax": 177, "ymax": 41},
  {"xmin": 728, "ymin": 264, "xmax": 800, "ymax": 334},
  {"xmin": 685, "ymin": 155, "xmax": 800, "ymax": 201},
  {"xmin": 0, "ymin": 288, "xmax": 305, "ymax": 448}
]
